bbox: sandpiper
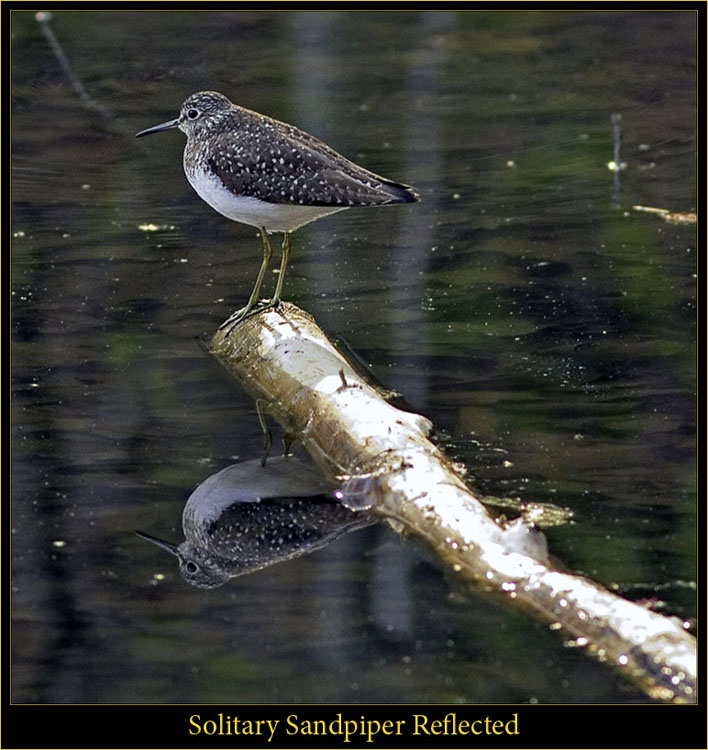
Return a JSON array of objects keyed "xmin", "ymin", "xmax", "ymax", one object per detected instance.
[
  {"xmin": 136, "ymin": 91, "xmax": 419, "ymax": 330},
  {"xmin": 135, "ymin": 456, "xmax": 372, "ymax": 588}
]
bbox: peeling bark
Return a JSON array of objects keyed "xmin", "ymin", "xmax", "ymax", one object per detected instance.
[{"xmin": 210, "ymin": 303, "xmax": 696, "ymax": 703}]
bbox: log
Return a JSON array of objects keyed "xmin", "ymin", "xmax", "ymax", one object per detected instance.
[{"xmin": 210, "ymin": 302, "xmax": 696, "ymax": 703}]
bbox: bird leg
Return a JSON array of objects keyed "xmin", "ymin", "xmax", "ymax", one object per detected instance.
[
  {"xmin": 219, "ymin": 227, "xmax": 273, "ymax": 333},
  {"xmin": 270, "ymin": 232, "xmax": 291, "ymax": 307},
  {"xmin": 256, "ymin": 399, "xmax": 273, "ymax": 467}
]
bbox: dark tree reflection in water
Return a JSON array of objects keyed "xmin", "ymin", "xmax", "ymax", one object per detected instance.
[{"xmin": 11, "ymin": 10, "xmax": 696, "ymax": 704}]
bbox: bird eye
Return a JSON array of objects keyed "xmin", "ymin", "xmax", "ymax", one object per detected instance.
[
  {"xmin": 187, "ymin": 108, "xmax": 200, "ymax": 120},
  {"xmin": 185, "ymin": 561, "xmax": 198, "ymax": 574}
]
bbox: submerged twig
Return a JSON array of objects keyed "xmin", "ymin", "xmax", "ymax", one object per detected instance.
[{"xmin": 35, "ymin": 11, "xmax": 118, "ymax": 122}]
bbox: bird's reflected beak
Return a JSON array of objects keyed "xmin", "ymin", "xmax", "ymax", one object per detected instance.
[
  {"xmin": 135, "ymin": 529, "xmax": 179, "ymax": 556},
  {"xmin": 135, "ymin": 118, "xmax": 179, "ymax": 138}
]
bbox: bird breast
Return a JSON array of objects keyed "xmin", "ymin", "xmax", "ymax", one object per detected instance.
[{"xmin": 184, "ymin": 161, "xmax": 346, "ymax": 233}]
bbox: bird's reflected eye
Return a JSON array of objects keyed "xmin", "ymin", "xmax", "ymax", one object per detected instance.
[
  {"xmin": 185, "ymin": 561, "xmax": 198, "ymax": 574},
  {"xmin": 187, "ymin": 108, "xmax": 200, "ymax": 120}
]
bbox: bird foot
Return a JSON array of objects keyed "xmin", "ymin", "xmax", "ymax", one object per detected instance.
[{"xmin": 218, "ymin": 298, "xmax": 277, "ymax": 335}]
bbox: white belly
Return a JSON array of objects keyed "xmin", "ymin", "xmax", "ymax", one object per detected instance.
[{"xmin": 185, "ymin": 166, "xmax": 346, "ymax": 233}]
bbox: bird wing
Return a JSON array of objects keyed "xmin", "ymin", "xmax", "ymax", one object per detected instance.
[{"xmin": 205, "ymin": 116, "xmax": 417, "ymax": 207}]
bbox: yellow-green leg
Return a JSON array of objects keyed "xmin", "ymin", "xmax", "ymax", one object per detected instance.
[
  {"xmin": 270, "ymin": 232, "xmax": 291, "ymax": 307},
  {"xmin": 256, "ymin": 399, "xmax": 273, "ymax": 467},
  {"xmin": 219, "ymin": 227, "xmax": 273, "ymax": 332}
]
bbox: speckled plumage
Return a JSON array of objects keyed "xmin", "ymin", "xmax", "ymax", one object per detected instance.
[
  {"xmin": 136, "ymin": 90, "xmax": 419, "ymax": 327},
  {"xmin": 135, "ymin": 456, "xmax": 373, "ymax": 588}
]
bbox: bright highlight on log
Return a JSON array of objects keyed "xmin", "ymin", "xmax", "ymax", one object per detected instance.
[{"xmin": 210, "ymin": 302, "xmax": 696, "ymax": 704}]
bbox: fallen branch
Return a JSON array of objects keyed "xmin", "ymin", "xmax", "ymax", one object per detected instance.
[
  {"xmin": 633, "ymin": 204, "xmax": 697, "ymax": 224},
  {"xmin": 209, "ymin": 302, "xmax": 696, "ymax": 703}
]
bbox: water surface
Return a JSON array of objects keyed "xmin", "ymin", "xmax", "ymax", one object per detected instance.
[{"xmin": 11, "ymin": 10, "xmax": 696, "ymax": 705}]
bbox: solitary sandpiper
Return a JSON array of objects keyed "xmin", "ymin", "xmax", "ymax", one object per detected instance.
[{"xmin": 136, "ymin": 91, "xmax": 420, "ymax": 330}]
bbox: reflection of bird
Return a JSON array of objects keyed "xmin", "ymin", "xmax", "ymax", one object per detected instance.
[
  {"xmin": 136, "ymin": 91, "xmax": 419, "ymax": 330},
  {"xmin": 136, "ymin": 457, "xmax": 373, "ymax": 588}
]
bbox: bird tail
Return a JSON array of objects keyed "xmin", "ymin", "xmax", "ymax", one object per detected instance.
[{"xmin": 381, "ymin": 180, "xmax": 420, "ymax": 204}]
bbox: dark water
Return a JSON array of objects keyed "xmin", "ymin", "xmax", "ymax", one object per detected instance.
[{"xmin": 11, "ymin": 11, "xmax": 696, "ymax": 706}]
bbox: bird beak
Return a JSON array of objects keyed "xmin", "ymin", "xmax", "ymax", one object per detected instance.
[
  {"xmin": 135, "ymin": 118, "xmax": 179, "ymax": 138},
  {"xmin": 135, "ymin": 529, "xmax": 179, "ymax": 556}
]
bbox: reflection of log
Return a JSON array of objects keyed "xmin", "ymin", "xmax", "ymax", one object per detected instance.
[{"xmin": 210, "ymin": 302, "xmax": 696, "ymax": 703}]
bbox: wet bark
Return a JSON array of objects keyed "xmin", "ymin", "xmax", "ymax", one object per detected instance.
[{"xmin": 210, "ymin": 302, "xmax": 696, "ymax": 703}]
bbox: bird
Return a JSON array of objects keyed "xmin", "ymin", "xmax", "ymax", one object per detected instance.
[
  {"xmin": 135, "ymin": 456, "xmax": 373, "ymax": 588},
  {"xmin": 135, "ymin": 91, "xmax": 419, "ymax": 331}
]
